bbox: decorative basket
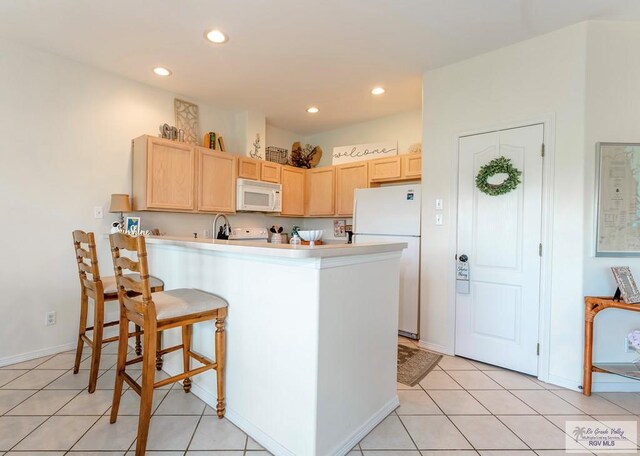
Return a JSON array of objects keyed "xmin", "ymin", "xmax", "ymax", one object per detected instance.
[{"xmin": 266, "ymin": 146, "xmax": 289, "ymax": 164}]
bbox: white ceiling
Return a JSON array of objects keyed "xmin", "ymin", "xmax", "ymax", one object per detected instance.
[{"xmin": 2, "ymin": 0, "xmax": 640, "ymax": 134}]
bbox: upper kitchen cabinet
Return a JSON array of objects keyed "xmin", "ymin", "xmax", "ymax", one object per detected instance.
[
  {"xmin": 402, "ymin": 154, "xmax": 422, "ymax": 179},
  {"xmin": 369, "ymin": 155, "xmax": 422, "ymax": 183},
  {"xmin": 306, "ymin": 166, "xmax": 335, "ymax": 216},
  {"xmin": 197, "ymin": 148, "xmax": 236, "ymax": 213},
  {"xmin": 261, "ymin": 161, "xmax": 281, "ymax": 183},
  {"xmin": 280, "ymin": 166, "xmax": 305, "ymax": 216},
  {"xmin": 335, "ymin": 162, "xmax": 368, "ymax": 216},
  {"xmin": 132, "ymin": 135, "xmax": 195, "ymax": 211},
  {"xmin": 369, "ymin": 156, "xmax": 402, "ymax": 182},
  {"xmin": 238, "ymin": 157, "xmax": 261, "ymax": 180}
]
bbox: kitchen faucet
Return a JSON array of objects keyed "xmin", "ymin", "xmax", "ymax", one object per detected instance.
[{"xmin": 213, "ymin": 214, "xmax": 231, "ymax": 240}]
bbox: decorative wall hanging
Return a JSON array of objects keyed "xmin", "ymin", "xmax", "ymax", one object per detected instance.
[
  {"xmin": 332, "ymin": 141, "xmax": 398, "ymax": 165},
  {"xmin": 249, "ymin": 133, "xmax": 263, "ymax": 159},
  {"xmin": 174, "ymin": 98, "xmax": 200, "ymax": 145},
  {"xmin": 596, "ymin": 143, "xmax": 640, "ymax": 257},
  {"xmin": 475, "ymin": 156, "xmax": 522, "ymax": 196}
]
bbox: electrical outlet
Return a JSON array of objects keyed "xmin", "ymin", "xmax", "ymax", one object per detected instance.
[
  {"xmin": 45, "ymin": 311, "xmax": 57, "ymax": 326},
  {"xmin": 625, "ymin": 337, "xmax": 632, "ymax": 353},
  {"xmin": 94, "ymin": 206, "xmax": 103, "ymax": 219}
]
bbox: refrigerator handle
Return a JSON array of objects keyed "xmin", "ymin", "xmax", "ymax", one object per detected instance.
[{"xmin": 352, "ymin": 197, "xmax": 357, "ymax": 234}]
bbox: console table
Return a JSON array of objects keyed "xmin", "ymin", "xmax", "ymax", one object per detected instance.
[{"xmin": 583, "ymin": 296, "xmax": 640, "ymax": 396}]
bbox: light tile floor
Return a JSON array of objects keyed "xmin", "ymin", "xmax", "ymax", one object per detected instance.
[{"xmin": 1, "ymin": 343, "xmax": 639, "ymax": 455}]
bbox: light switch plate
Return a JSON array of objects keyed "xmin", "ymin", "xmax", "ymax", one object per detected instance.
[
  {"xmin": 94, "ymin": 206, "xmax": 103, "ymax": 219},
  {"xmin": 435, "ymin": 199, "xmax": 443, "ymax": 210},
  {"xmin": 435, "ymin": 214, "xmax": 443, "ymax": 225}
]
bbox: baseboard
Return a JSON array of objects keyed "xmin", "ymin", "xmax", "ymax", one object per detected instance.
[
  {"xmin": 160, "ymin": 363, "xmax": 296, "ymax": 456},
  {"xmin": 418, "ymin": 340, "xmax": 452, "ymax": 356},
  {"xmin": 324, "ymin": 396, "xmax": 399, "ymax": 456},
  {"xmin": 0, "ymin": 342, "xmax": 75, "ymax": 368},
  {"xmin": 164, "ymin": 362, "xmax": 398, "ymax": 456}
]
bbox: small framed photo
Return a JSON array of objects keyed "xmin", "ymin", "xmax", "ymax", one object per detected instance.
[
  {"xmin": 611, "ymin": 267, "xmax": 640, "ymax": 303},
  {"xmin": 125, "ymin": 216, "xmax": 141, "ymax": 233},
  {"xmin": 334, "ymin": 219, "xmax": 346, "ymax": 237}
]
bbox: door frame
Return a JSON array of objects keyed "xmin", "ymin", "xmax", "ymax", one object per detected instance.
[{"xmin": 448, "ymin": 115, "xmax": 555, "ymax": 382}]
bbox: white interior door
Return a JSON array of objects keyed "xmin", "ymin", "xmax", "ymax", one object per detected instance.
[{"xmin": 455, "ymin": 124, "xmax": 544, "ymax": 375}]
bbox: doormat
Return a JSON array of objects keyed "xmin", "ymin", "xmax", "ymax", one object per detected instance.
[{"xmin": 397, "ymin": 344, "xmax": 442, "ymax": 387}]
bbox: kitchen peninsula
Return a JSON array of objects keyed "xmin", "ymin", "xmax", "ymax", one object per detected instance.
[{"xmin": 144, "ymin": 236, "xmax": 406, "ymax": 456}]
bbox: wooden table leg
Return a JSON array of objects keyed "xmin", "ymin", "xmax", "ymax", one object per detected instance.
[{"xmin": 583, "ymin": 300, "xmax": 596, "ymax": 396}]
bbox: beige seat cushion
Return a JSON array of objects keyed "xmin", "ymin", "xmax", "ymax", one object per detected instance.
[
  {"xmin": 102, "ymin": 274, "xmax": 164, "ymax": 295},
  {"xmin": 143, "ymin": 289, "xmax": 228, "ymax": 321}
]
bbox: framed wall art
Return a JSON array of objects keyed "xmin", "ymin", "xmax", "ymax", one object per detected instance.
[{"xmin": 596, "ymin": 142, "xmax": 640, "ymax": 256}]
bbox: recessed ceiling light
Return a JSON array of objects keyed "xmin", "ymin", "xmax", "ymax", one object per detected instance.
[
  {"xmin": 153, "ymin": 67, "xmax": 172, "ymax": 77},
  {"xmin": 205, "ymin": 29, "xmax": 229, "ymax": 44},
  {"xmin": 371, "ymin": 87, "xmax": 385, "ymax": 95},
  {"xmin": 306, "ymin": 107, "xmax": 319, "ymax": 113}
]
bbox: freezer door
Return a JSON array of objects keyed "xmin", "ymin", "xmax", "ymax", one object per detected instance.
[
  {"xmin": 355, "ymin": 234, "xmax": 420, "ymax": 337},
  {"xmin": 353, "ymin": 185, "xmax": 421, "ymax": 236}
]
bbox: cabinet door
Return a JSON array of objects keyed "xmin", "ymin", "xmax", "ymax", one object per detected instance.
[
  {"xmin": 197, "ymin": 148, "xmax": 236, "ymax": 213},
  {"xmin": 261, "ymin": 161, "xmax": 281, "ymax": 183},
  {"xmin": 335, "ymin": 162, "xmax": 368, "ymax": 216},
  {"xmin": 369, "ymin": 156, "xmax": 402, "ymax": 182},
  {"xmin": 306, "ymin": 167, "xmax": 335, "ymax": 216},
  {"xmin": 402, "ymin": 154, "xmax": 422, "ymax": 179},
  {"xmin": 146, "ymin": 138, "xmax": 195, "ymax": 210},
  {"xmin": 281, "ymin": 166, "xmax": 305, "ymax": 216},
  {"xmin": 238, "ymin": 157, "xmax": 261, "ymax": 180}
]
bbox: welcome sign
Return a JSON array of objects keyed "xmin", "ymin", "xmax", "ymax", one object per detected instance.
[{"xmin": 332, "ymin": 141, "xmax": 398, "ymax": 165}]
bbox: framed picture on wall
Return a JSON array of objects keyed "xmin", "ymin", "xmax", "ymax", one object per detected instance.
[{"xmin": 596, "ymin": 142, "xmax": 640, "ymax": 256}]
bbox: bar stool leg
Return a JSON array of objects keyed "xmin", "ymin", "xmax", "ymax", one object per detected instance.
[
  {"xmin": 110, "ymin": 311, "xmax": 129, "ymax": 423},
  {"xmin": 156, "ymin": 331, "xmax": 163, "ymax": 370},
  {"xmin": 135, "ymin": 321, "xmax": 157, "ymax": 456},
  {"xmin": 215, "ymin": 316, "xmax": 226, "ymax": 418},
  {"xmin": 88, "ymin": 297, "xmax": 105, "ymax": 393},
  {"xmin": 182, "ymin": 325, "xmax": 192, "ymax": 393},
  {"xmin": 74, "ymin": 292, "xmax": 89, "ymax": 374},
  {"xmin": 134, "ymin": 324, "xmax": 142, "ymax": 356}
]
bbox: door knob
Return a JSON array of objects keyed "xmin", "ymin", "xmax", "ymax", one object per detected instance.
[{"xmin": 459, "ymin": 254, "xmax": 468, "ymax": 263}]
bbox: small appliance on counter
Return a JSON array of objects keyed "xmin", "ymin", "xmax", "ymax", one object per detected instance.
[{"xmin": 228, "ymin": 227, "xmax": 269, "ymax": 243}]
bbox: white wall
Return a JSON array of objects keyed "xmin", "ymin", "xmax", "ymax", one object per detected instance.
[
  {"xmin": 584, "ymin": 22, "xmax": 640, "ymax": 376},
  {"xmin": 305, "ymin": 110, "xmax": 422, "ymax": 167},
  {"xmin": 266, "ymin": 123, "xmax": 303, "ymax": 152},
  {"xmin": 421, "ymin": 23, "xmax": 588, "ymax": 388},
  {"xmin": 0, "ymin": 37, "xmax": 301, "ymax": 363}
]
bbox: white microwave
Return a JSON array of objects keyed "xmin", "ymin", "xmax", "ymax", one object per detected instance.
[{"xmin": 236, "ymin": 178, "xmax": 282, "ymax": 212}]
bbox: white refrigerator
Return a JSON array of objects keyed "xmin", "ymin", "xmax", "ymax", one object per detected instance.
[{"xmin": 353, "ymin": 184, "xmax": 421, "ymax": 339}]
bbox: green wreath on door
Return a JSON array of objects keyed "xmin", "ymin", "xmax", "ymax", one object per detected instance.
[{"xmin": 475, "ymin": 156, "xmax": 522, "ymax": 196}]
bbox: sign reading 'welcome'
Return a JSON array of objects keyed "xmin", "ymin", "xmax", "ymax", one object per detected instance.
[{"xmin": 332, "ymin": 141, "xmax": 398, "ymax": 165}]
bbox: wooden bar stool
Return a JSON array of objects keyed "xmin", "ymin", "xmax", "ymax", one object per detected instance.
[
  {"xmin": 72, "ymin": 230, "xmax": 165, "ymax": 393},
  {"xmin": 108, "ymin": 233, "xmax": 228, "ymax": 456}
]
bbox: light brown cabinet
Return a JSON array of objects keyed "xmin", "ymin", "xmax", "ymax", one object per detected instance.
[
  {"xmin": 280, "ymin": 166, "xmax": 305, "ymax": 216},
  {"xmin": 335, "ymin": 162, "xmax": 369, "ymax": 216},
  {"xmin": 402, "ymin": 154, "xmax": 422, "ymax": 179},
  {"xmin": 369, "ymin": 156, "xmax": 402, "ymax": 182},
  {"xmin": 197, "ymin": 148, "xmax": 236, "ymax": 213},
  {"xmin": 238, "ymin": 157, "xmax": 261, "ymax": 180},
  {"xmin": 305, "ymin": 167, "xmax": 335, "ymax": 216},
  {"xmin": 261, "ymin": 161, "xmax": 281, "ymax": 183},
  {"xmin": 132, "ymin": 136, "xmax": 195, "ymax": 211},
  {"xmin": 369, "ymin": 155, "xmax": 422, "ymax": 182}
]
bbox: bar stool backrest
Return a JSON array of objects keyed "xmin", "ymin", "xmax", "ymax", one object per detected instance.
[
  {"xmin": 72, "ymin": 230, "xmax": 103, "ymax": 299},
  {"xmin": 109, "ymin": 233, "xmax": 156, "ymax": 321}
]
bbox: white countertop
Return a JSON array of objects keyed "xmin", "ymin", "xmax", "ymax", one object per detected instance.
[{"xmin": 145, "ymin": 235, "xmax": 406, "ymax": 259}]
